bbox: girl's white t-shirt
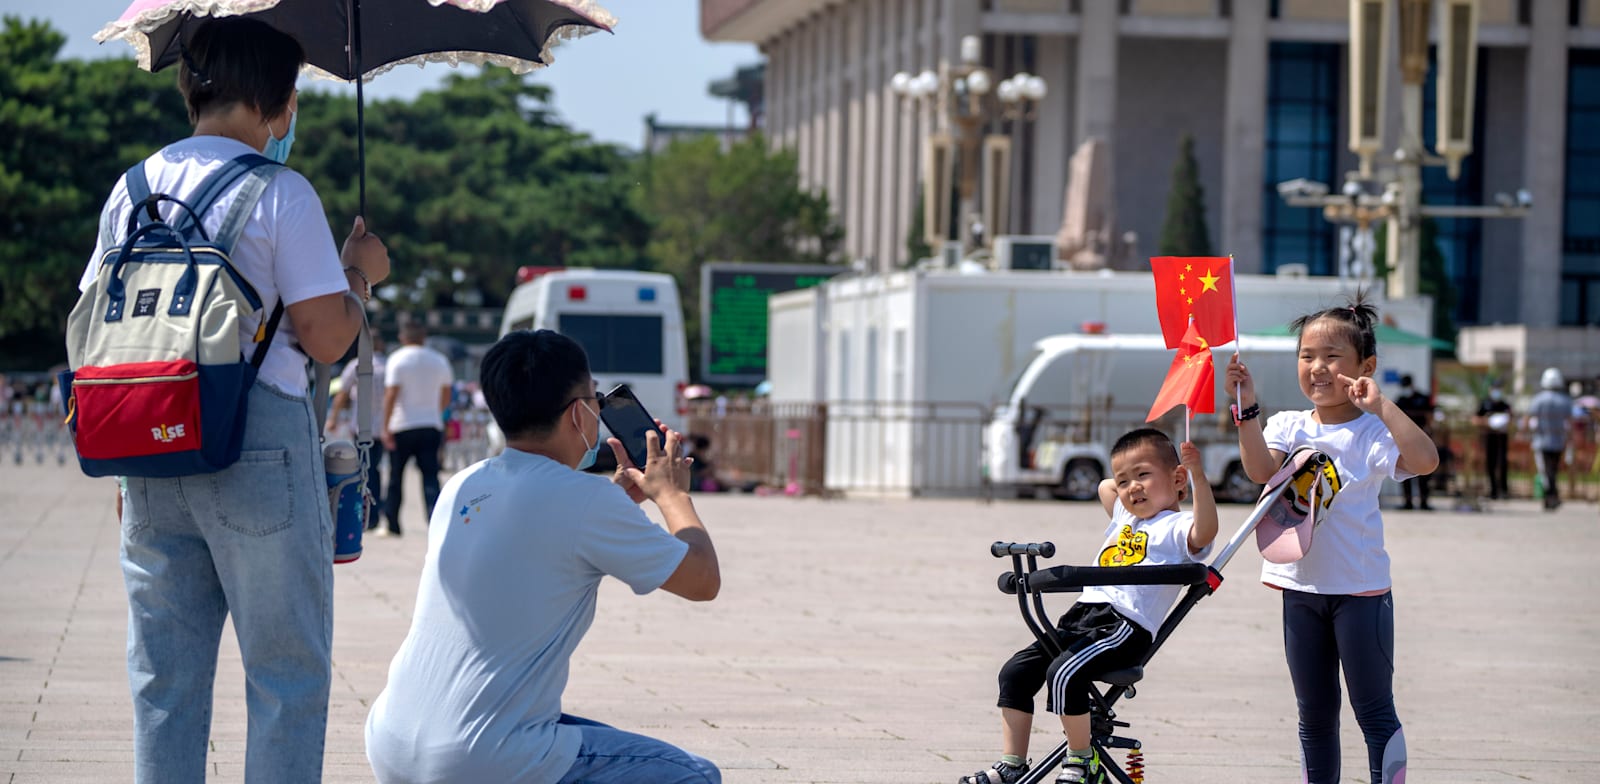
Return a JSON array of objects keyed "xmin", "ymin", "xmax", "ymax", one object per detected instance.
[
  {"xmin": 80, "ymin": 136, "xmax": 348, "ymax": 396},
  {"xmin": 1260, "ymin": 410, "xmax": 1410, "ymax": 595}
]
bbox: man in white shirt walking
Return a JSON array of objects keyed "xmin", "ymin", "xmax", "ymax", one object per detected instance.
[{"xmin": 381, "ymin": 321, "xmax": 453, "ymax": 536}]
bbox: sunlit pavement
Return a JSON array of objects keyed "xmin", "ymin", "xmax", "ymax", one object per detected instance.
[{"xmin": 2, "ymin": 461, "xmax": 1596, "ymax": 783}]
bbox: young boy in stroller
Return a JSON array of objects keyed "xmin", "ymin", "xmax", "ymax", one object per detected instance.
[{"xmin": 961, "ymin": 428, "xmax": 1219, "ymax": 784}]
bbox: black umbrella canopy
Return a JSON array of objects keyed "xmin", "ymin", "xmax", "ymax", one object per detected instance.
[
  {"xmin": 130, "ymin": 0, "xmax": 612, "ymax": 81},
  {"xmin": 97, "ymin": 0, "xmax": 614, "ymax": 212}
]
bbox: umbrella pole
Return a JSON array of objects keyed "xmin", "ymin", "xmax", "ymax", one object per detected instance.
[{"xmin": 350, "ymin": 0, "xmax": 366, "ymax": 216}]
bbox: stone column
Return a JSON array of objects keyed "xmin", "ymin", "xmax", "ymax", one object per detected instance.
[
  {"xmin": 1519, "ymin": 0, "xmax": 1567, "ymax": 327},
  {"xmin": 1075, "ymin": 0, "xmax": 1118, "ymax": 262},
  {"xmin": 862, "ymin": 0, "xmax": 886, "ymax": 271},
  {"xmin": 1030, "ymin": 35, "xmax": 1072, "ymax": 236},
  {"xmin": 1223, "ymin": 0, "xmax": 1268, "ymax": 273},
  {"xmin": 1074, "ymin": 0, "xmax": 1118, "ymax": 146},
  {"xmin": 825, "ymin": 6, "xmax": 846, "ymax": 219},
  {"xmin": 845, "ymin": 0, "xmax": 868, "ymax": 262}
]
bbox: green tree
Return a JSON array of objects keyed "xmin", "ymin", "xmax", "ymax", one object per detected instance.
[
  {"xmin": 1158, "ymin": 133, "xmax": 1213, "ymax": 257},
  {"xmin": 295, "ymin": 70, "xmax": 650, "ymax": 310},
  {"xmin": 1372, "ymin": 218, "xmax": 1458, "ymax": 353},
  {"xmin": 634, "ymin": 133, "xmax": 844, "ymax": 379},
  {"xmin": 905, "ymin": 183, "xmax": 931, "ymax": 265},
  {"xmin": 0, "ymin": 17, "xmax": 190, "ymax": 367}
]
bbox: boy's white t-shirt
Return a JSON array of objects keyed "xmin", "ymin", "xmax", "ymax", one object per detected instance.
[
  {"xmin": 79, "ymin": 136, "xmax": 348, "ymax": 396},
  {"xmin": 364, "ymin": 449, "xmax": 688, "ymax": 783},
  {"xmin": 1079, "ymin": 501, "xmax": 1211, "ymax": 635},
  {"xmin": 384, "ymin": 345, "xmax": 454, "ymax": 432},
  {"xmin": 1259, "ymin": 409, "xmax": 1408, "ymax": 595}
]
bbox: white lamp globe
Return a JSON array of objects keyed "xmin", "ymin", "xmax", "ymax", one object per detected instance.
[
  {"xmin": 891, "ymin": 71, "xmax": 912, "ymax": 95},
  {"xmin": 966, "ymin": 68, "xmax": 991, "ymax": 95}
]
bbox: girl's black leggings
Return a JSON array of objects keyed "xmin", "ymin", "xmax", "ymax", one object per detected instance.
[{"xmin": 1282, "ymin": 589, "xmax": 1407, "ymax": 784}]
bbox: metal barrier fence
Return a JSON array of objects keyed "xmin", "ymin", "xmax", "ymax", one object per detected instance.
[
  {"xmin": 0, "ymin": 403, "xmax": 73, "ymax": 468},
  {"xmin": 685, "ymin": 400, "xmax": 1600, "ymax": 502},
  {"xmin": 686, "ymin": 400, "xmax": 993, "ymax": 497}
]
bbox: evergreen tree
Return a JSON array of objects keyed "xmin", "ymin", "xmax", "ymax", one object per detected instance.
[
  {"xmin": 906, "ymin": 183, "xmax": 932, "ymax": 265},
  {"xmin": 1158, "ymin": 134, "xmax": 1214, "ymax": 257}
]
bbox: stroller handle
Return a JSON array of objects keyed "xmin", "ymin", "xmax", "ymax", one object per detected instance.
[
  {"xmin": 992, "ymin": 541, "xmax": 1056, "ymax": 558},
  {"xmin": 998, "ymin": 563, "xmax": 1210, "ymax": 595}
]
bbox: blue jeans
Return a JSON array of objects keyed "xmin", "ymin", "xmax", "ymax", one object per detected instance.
[
  {"xmin": 555, "ymin": 714, "xmax": 721, "ymax": 784},
  {"xmin": 121, "ymin": 381, "xmax": 334, "ymax": 783}
]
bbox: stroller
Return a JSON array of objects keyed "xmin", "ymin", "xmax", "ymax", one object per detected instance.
[{"xmin": 987, "ymin": 449, "xmax": 1338, "ymax": 784}]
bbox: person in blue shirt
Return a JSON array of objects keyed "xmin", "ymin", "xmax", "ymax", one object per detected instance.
[{"xmin": 365, "ymin": 329, "xmax": 722, "ymax": 784}]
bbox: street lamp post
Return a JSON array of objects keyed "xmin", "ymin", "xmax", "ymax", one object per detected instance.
[
  {"xmin": 891, "ymin": 36, "xmax": 1046, "ymax": 259},
  {"xmin": 1280, "ymin": 0, "xmax": 1520, "ymax": 300}
]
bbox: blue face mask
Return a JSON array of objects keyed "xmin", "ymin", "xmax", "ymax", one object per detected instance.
[
  {"xmin": 575, "ymin": 401, "xmax": 600, "ymax": 470},
  {"xmin": 263, "ymin": 109, "xmax": 296, "ymax": 164}
]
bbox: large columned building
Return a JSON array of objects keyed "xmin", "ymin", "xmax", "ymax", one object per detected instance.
[{"xmin": 701, "ymin": 0, "xmax": 1600, "ymax": 328}]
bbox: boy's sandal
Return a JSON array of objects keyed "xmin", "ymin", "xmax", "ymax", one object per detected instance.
[{"xmin": 960, "ymin": 759, "xmax": 1030, "ymax": 784}]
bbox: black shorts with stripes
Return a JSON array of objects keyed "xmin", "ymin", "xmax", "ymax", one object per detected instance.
[{"xmin": 995, "ymin": 602, "xmax": 1153, "ymax": 716}]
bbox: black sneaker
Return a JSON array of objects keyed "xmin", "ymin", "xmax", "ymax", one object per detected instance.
[
  {"xmin": 960, "ymin": 759, "xmax": 1030, "ymax": 784},
  {"xmin": 1055, "ymin": 749, "xmax": 1103, "ymax": 783}
]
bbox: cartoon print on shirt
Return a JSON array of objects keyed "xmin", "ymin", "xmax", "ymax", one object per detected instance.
[{"xmin": 1099, "ymin": 524, "xmax": 1149, "ymax": 567}]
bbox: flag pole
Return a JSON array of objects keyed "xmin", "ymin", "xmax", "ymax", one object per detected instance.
[{"xmin": 1230, "ymin": 254, "xmax": 1242, "ymax": 410}]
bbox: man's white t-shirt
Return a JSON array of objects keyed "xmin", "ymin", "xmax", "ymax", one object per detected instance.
[
  {"xmin": 79, "ymin": 136, "xmax": 347, "ymax": 396},
  {"xmin": 1260, "ymin": 410, "xmax": 1408, "ymax": 595},
  {"xmin": 384, "ymin": 344, "xmax": 453, "ymax": 432},
  {"xmin": 364, "ymin": 449, "xmax": 689, "ymax": 784},
  {"xmin": 1079, "ymin": 501, "xmax": 1210, "ymax": 635}
]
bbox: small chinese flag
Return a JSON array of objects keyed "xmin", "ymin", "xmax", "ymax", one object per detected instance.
[
  {"xmin": 1151, "ymin": 256, "xmax": 1236, "ymax": 349},
  {"xmin": 1147, "ymin": 321, "xmax": 1216, "ymax": 421}
]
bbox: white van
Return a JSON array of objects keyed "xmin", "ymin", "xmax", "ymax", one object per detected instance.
[
  {"xmin": 985, "ymin": 333, "xmax": 1302, "ymax": 502},
  {"xmin": 493, "ymin": 269, "xmax": 689, "ymax": 456}
]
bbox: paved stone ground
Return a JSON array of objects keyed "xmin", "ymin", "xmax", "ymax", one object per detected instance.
[{"xmin": 2, "ymin": 461, "xmax": 1597, "ymax": 782}]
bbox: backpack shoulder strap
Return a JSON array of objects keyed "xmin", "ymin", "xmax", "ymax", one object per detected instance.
[
  {"xmin": 212, "ymin": 157, "xmax": 285, "ymax": 254},
  {"xmin": 122, "ymin": 160, "xmax": 161, "ymax": 231},
  {"xmin": 170, "ymin": 153, "xmax": 278, "ymax": 239}
]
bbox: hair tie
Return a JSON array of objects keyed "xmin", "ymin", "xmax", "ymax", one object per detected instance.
[{"xmin": 180, "ymin": 45, "xmax": 213, "ymax": 87}]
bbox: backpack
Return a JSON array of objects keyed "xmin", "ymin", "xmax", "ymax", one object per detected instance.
[{"xmin": 61, "ymin": 153, "xmax": 286, "ymax": 478}]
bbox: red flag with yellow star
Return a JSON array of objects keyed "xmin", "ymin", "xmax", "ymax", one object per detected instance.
[
  {"xmin": 1151, "ymin": 256, "xmax": 1235, "ymax": 349},
  {"xmin": 1147, "ymin": 321, "xmax": 1216, "ymax": 421}
]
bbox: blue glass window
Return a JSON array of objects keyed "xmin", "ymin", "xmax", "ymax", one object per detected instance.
[
  {"xmin": 1421, "ymin": 45, "xmax": 1487, "ymax": 325},
  {"xmin": 1262, "ymin": 43, "xmax": 1340, "ymax": 275},
  {"xmin": 1564, "ymin": 50, "xmax": 1600, "ymax": 325}
]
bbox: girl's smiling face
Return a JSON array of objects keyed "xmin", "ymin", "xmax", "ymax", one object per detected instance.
[{"xmin": 1297, "ymin": 317, "xmax": 1377, "ymax": 417}]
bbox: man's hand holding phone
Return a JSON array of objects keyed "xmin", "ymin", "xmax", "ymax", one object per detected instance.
[{"xmin": 609, "ymin": 420, "xmax": 692, "ymax": 505}]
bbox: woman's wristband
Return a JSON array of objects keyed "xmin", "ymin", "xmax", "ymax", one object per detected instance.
[
  {"xmin": 1232, "ymin": 402, "xmax": 1261, "ymax": 424},
  {"xmin": 344, "ymin": 265, "xmax": 372, "ymax": 302}
]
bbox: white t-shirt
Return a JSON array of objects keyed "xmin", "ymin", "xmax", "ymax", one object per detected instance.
[
  {"xmin": 1079, "ymin": 501, "xmax": 1210, "ymax": 635},
  {"xmin": 1260, "ymin": 410, "xmax": 1409, "ymax": 595},
  {"xmin": 79, "ymin": 136, "xmax": 348, "ymax": 396},
  {"xmin": 384, "ymin": 344, "xmax": 453, "ymax": 432},
  {"xmin": 364, "ymin": 449, "xmax": 689, "ymax": 784}
]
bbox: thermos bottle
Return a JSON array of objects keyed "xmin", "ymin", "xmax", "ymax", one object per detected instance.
[{"xmin": 325, "ymin": 440, "xmax": 365, "ymax": 564}]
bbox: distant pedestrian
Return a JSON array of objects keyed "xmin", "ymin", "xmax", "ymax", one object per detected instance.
[
  {"xmin": 1475, "ymin": 380, "xmax": 1513, "ymax": 500},
  {"xmin": 381, "ymin": 321, "xmax": 452, "ymax": 536},
  {"xmin": 1395, "ymin": 375, "xmax": 1434, "ymax": 510},
  {"xmin": 1527, "ymin": 368, "xmax": 1576, "ymax": 511}
]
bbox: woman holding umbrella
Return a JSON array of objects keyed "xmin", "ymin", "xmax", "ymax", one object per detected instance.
[{"xmin": 81, "ymin": 17, "xmax": 389, "ymax": 783}]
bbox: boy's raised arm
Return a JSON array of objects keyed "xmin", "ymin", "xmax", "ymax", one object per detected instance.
[
  {"xmin": 1097, "ymin": 477, "xmax": 1117, "ymax": 517},
  {"xmin": 1179, "ymin": 442, "xmax": 1219, "ymax": 555}
]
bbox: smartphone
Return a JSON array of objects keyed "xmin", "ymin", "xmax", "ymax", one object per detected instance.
[{"xmin": 598, "ymin": 384, "xmax": 669, "ymax": 469}]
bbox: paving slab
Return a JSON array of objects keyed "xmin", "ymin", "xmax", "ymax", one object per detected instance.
[{"xmin": 2, "ymin": 461, "xmax": 1597, "ymax": 782}]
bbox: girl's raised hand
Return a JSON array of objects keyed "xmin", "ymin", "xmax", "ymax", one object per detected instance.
[
  {"xmin": 1225, "ymin": 353, "xmax": 1256, "ymax": 406},
  {"xmin": 1336, "ymin": 373, "xmax": 1384, "ymax": 413}
]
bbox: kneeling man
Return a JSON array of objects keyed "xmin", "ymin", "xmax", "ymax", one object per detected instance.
[{"xmin": 366, "ymin": 329, "xmax": 721, "ymax": 783}]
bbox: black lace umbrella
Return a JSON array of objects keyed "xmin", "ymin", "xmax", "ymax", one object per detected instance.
[{"xmin": 96, "ymin": 0, "xmax": 615, "ymax": 211}]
